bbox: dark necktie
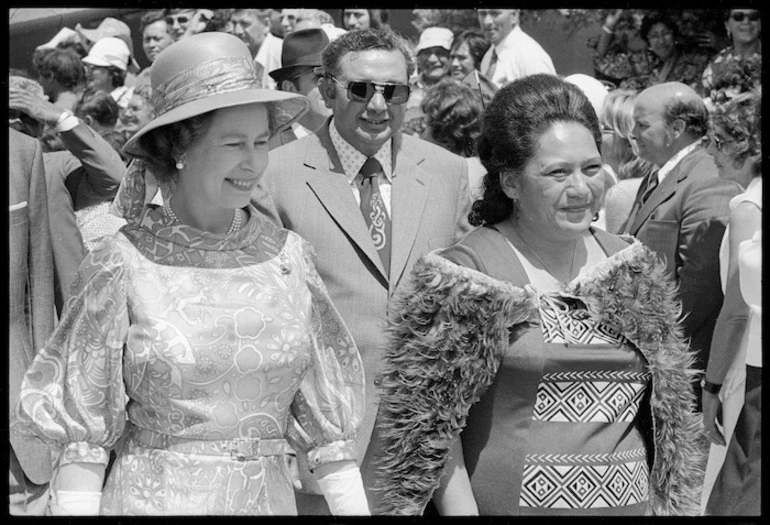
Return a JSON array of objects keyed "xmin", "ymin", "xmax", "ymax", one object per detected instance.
[
  {"xmin": 485, "ymin": 48, "xmax": 498, "ymax": 79},
  {"xmin": 639, "ymin": 171, "xmax": 659, "ymax": 207},
  {"xmin": 359, "ymin": 157, "xmax": 391, "ymax": 274}
]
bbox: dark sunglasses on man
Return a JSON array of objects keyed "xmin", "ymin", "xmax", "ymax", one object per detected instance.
[
  {"xmin": 327, "ymin": 75, "xmax": 411, "ymax": 105},
  {"xmin": 165, "ymin": 15, "xmax": 190, "ymax": 26},
  {"xmin": 730, "ymin": 11, "xmax": 760, "ymax": 22}
]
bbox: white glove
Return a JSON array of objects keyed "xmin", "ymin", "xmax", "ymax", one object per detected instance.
[
  {"xmin": 49, "ymin": 490, "xmax": 101, "ymax": 515},
  {"xmin": 316, "ymin": 466, "xmax": 370, "ymax": 515}
]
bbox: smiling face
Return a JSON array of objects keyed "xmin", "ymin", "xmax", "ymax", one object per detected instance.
[
  {"xmin": 706, "ymin": 123, "xmax": 755, "ymax": 186},
  {"xmin": 142, "ymin": 20, "xmax": 174, "ymax": 63},
  {"xmin": 119, "ymin": 93, "xmax": 154, "ymax": 134},
  {"xmin": 646, "ymin": 21, "xmax": 676, "ymax": 60},
  {"xmin": 322, "ymin": 49, "xmax": 408, "ymax": 157},
  {"xmin": 174, "ymin": 104, "xmax": 270, "ymax": 225},
  {"xmin": 726, "ymin": 10, "xmax": 761, "ymax": 46},
  {"xmin": 505, "ymin": 121, "xmax": 604, "ymax": 241},
  {"xmin": 450, "ymin": 41, "xmax": 475, "ymax": 80},
  {"xmin": 417, "ymin": 46, "xmax": 450, "ymax": 84}
]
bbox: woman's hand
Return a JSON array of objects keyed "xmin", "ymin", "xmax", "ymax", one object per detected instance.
[{"xmin": 701, "ymin": 391, "xmax": 726, "ymax": 446}]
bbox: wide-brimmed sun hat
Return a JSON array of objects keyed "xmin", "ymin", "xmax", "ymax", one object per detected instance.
[{"xmin": 123, "ymin": 32, "xmax": 309, "ymax": 159}]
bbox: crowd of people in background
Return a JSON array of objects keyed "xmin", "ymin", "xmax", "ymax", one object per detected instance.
[{"xmin": 8, "ymin": 7, "xmax": 761, "ymax": 518}]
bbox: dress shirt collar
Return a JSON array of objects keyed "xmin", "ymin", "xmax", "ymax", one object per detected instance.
[
  {"xmin": 329, "ymin": 118, "xmax": 393, "ymax": 184},
  {"xmin": 657, "ymin": 140, "xmax": 701, "ymax": 183},
  {"xmin": 494, "ymin": 24, "xmax": 524, "ymax": 55}
]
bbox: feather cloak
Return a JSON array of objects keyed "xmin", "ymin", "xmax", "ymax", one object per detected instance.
[{"xmin": 372, "ymin": 239, "xmax": 707, "ymax": 516}]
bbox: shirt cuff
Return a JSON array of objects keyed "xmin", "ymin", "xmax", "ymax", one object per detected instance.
[
  {"xmin": 60, "ymin": 442, "xmax": 110, "ymax": 467},
  {"xmin": 56, "ymin": 112, "xmax": 80, "ymax": 133},
  {"xmin": 306, "ymin": 439, "xmax": 357, "ymax": 472}
]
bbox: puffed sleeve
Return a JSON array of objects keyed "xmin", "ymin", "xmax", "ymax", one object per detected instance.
[
  {"xmin": 286, "ymin": 239, "xmax": 365, "ymax": 470},
  {"xmin": 12, "ymin": 238, "xmax": 131, "ymax": 468}
]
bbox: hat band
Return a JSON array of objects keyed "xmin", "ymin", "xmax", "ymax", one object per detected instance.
[{"xmin": 153, "ymin": 56, "xmax": 260, "ymax": 117}]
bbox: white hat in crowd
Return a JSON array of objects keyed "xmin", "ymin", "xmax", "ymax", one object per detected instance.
[
  {"xmin": 82, "ymin": 37, "xmax": 131, "ymax": 71},
  {"xmin": 564, "ymin": 73, "xmax": 609, "ymax": 119},
  {"xmin": 415, "ymin": 27, "xmax": 454, "ymax": 53}
]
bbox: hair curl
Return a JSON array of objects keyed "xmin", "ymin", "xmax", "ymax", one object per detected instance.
[
  {"xmin": 421, "ymin": 79, "xmax": 483, "ymax": 157},
  {"xmin": 470, "ymin": 74, "xmax": 601, "ymax": 226},
  {"xmin": 137, "ymin": 113, "xmax": 213, "ymax": 183},
  {"xmin": 710, "ymin": 88, "xmax": 762, "ymax": 174}
]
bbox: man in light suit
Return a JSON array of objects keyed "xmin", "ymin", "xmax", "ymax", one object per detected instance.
[
  {"xmin": 623, "ymin": 82, "xmax": 741, "ymax": 408},
  {"xmin": 8, "ymin": 128, "xmax": 55, "ymax": 515},
  {"xmin": 253, "ymin": 28, "xmax": 472, "ymax": 514}
]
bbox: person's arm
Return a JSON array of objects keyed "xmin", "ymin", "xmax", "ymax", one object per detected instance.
[
  {"xmin": 595, "ymin": 9, "xmax": 624, "ymax": 59},
  {"xmin": 432, "ymin": 437, "xmax": 479, "ymax": 515},
  {"xmin": 453, "ymin": 157, "xmax": 473, "ymax": 240},
  {"xmin": 675, "ymin": 173, "xmax": 739, "ymax": 343},
  {"xmin": 702, "ymin": 200, "xmax": 761, "ymax": 444},
  {"xmin": 10, "ymin": 87, "xmax": 126, "ymax": 209}
]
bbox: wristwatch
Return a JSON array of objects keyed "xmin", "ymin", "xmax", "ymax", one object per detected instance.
[{"xmin": 701, "ymin": 378, "xmax": 722, "ymax": 395}]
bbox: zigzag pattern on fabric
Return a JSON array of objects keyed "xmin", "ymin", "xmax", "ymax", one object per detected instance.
[{"xmin": 372, "ymin": 240, "xmax": 706, "ymax": 516}]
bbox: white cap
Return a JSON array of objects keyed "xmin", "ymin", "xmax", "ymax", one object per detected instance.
[
  {"xmin": 564, "ymin": 74, "xmax": 609, "ymax": 118},
  {"xmin": 82, "ymin": 37, "xmax": 130, "ymax": 71},
  {"xmin": 415, "ymin": 27, "xmax": 453, "ymax": 53}
]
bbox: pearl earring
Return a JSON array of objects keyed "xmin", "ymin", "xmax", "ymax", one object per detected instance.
[{"xmin": 175, "ymin": 159, "xmax": 184, "ymax": 170}]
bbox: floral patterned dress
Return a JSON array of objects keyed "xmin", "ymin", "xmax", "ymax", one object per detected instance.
[
  {"xmin": 701, "ymin": 45, "xmax": 762, "ymax": 107},
  {"xmin": 12, "ymin": 204, "xmax": 365, "ymax": 515},
  {"xmin": 619, "ymin": 47, "xmax": 711, "ymax": 94}
]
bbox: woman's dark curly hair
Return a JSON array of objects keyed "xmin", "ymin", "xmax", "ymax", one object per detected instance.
[
  {"xmin": 470, "ymin": 73, "xmax": 601, "ymax": 226},
  {"xmin": 639, "ymin": 11, "xmax": 680, "ymax": 46},
  {"xmin": 421, "ymin": 78, "xmax": 483, "ymax": 157},
  {"xmin": 710, "ymin": 88, "xmax": 762, "ymax": 175},
  {"xmin": 32, "ymin": 47, "xmax": 85, "ymax": 90},
  {"xmin": 137, "ymin": 113, "xmax": 214, "ymax": 183}
]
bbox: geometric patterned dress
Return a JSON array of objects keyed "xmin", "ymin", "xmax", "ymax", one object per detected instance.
[{"xmin": 462, "ymin": 288, "xmax": 651, "ymax": 516}]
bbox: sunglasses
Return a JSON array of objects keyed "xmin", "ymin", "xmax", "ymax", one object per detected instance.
[
  {"xmin": 328, "ymin": 75, "xmax": 410, "ymax": 105},
  {"xmin": 730, "ymin": 11, "xmax": 760, "ymax": 22},
  {"xmin": 165, "ymin": 15, "xmax": 190, "ymax": 26}
]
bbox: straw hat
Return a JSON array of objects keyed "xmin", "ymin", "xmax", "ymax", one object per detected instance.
[
  {"xmin": 269, "ymin": 28, "xmax": 330, "ymax": 82},
  {"xmin": 123, "ymin": 32, "xmax": 308, "ymax": 159}
]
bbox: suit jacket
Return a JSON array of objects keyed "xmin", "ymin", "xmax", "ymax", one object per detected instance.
[
  {"xmin": 252, "ymin": 120, "xmax": 472, "ymax": 501},
  {"xmin": 623, "ymin": 144, "xmax": 741, "ymax": 376},
  {"xmin": 44, "ymin": 122, "xmax": 125, "ymax": 314},
  {"xmin": 8, "ymin": 128, "xmax": 55, "ymax": 484}
]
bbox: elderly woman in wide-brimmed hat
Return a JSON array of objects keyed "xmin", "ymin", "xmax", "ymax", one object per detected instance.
[{"xmin": 12, "ymin": 32, "xmax": 369, "ymax": 516}]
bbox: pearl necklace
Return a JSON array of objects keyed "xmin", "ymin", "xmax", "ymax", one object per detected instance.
[{"xmin": 163, "ymin": 198, "xmax": 242, "ymax": 235}]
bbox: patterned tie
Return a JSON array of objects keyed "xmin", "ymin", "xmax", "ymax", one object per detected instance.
[{"xmin": 359, "ymin": 157, "xmax": 391, "ymax": 274}]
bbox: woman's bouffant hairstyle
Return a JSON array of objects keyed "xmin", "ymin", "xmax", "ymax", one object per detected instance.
[
  {"xmin": 710, "ymin": 88, "xmax": 762, "ymax": 175},
  {"xmin": 471, "ymin": 73, "xmax": 602, "ymax": 226},
  {"xmin": 421, "ymin": 78, "xmax": 483, "ymax": 157}
]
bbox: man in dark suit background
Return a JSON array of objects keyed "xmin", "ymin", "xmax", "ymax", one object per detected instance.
[
  {"xmin": 624, "ymin": 82, "xmax": 741, "ymax": 407},
  {"xmin": 8, "ymin": 128, "xmax": 55, "ymax": 515},
  {"xmin": 268, "ymin": 27, "xmax": 333, "ymax": 149},
  {"xmin": 253, "ymin": 28, "xmax": 472, "ymax": 514}
]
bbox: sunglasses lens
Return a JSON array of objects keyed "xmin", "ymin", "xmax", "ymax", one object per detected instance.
[
  {"xmin": 348, "ymin": 82, "xmax": 371, "ymax": 102},
  {"xmin": 732, "ymin": 12, "xmax": 759, "ymax": 22},
  {"xmin": 387, "ymin": 85, "xmax": 410, "ymax": 104},
  {"xmin": 733, "ymin": 13, "xmax": 745, "ymax": 21}
]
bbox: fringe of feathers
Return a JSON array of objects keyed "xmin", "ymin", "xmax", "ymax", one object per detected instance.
[{"xmin": 372, "ymin": 241, "xmax": 707, "ymax": 516}]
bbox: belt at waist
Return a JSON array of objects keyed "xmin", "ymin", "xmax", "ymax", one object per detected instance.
[{"xmin": 131, "ymin": 427, "xmax": 294, "ymax": 460}]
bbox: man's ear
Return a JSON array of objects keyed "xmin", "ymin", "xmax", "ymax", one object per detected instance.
[
  {"xmin": 280, "ymin": 79, "xmax": 299, "ymax": 93},
  {"xmin": 671, "ymin": 118, "xmax": 686, "ymax": 139},
  {"xmin": 318, "ymin": 77, "xmax": 336, "ymax": 109}
]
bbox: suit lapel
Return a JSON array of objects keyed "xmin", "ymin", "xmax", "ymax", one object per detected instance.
[
  {"xmin": 628, "ymin": 166, "xmax": 682, "ymax": 235},
  {"xmin": 390, "ymin": 135, "xmax": 430, "ymax": 289},
  {"xmin": 306, "ymin": 126, "xmax": 388, "ymax": 280}
]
